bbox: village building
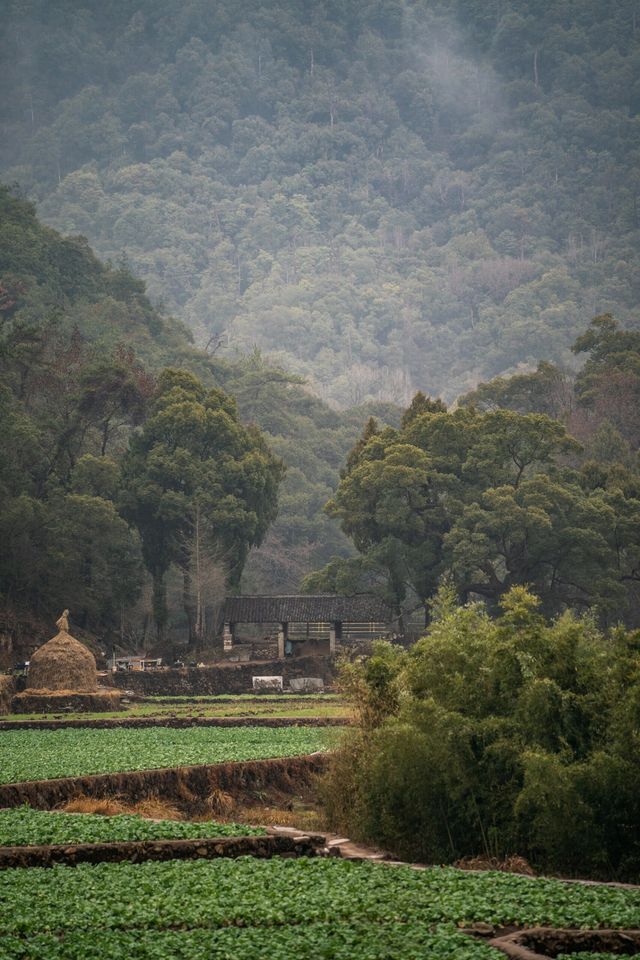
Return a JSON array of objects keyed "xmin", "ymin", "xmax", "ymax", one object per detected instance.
[{"xmin": 221, "ymin": 595, "xmax": 394, "ymax": 659}]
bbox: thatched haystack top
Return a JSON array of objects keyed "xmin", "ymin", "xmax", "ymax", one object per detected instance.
[{"xmin": 27, "ymin": 630, "xmax": 97, "ymax": 693}]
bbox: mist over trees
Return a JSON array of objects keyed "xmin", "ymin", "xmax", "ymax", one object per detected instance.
[
  {"xmin": 0, "ymin": 186, "xmax": 287, "ymax": 644},
  {"xmin": 0, "ymin": 185, "xmax": 397, "ymax": 642},
  {"xmin": 2, "ymin": 0, "xmax": 639, "ymax": 405},
  {"xmin": 2, "ymin": 0, "xmax": 640, "ymax": 645}
]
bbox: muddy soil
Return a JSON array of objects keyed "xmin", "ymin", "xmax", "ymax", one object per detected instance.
[{"xmin": 487, "ymin": 927, "xmax": 640, "ymax": 958}]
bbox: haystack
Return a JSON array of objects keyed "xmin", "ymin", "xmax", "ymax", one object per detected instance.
[
  {"xmin": 27, "ymin": 629, "xmax": 98, "ymax": 692},
  {"xmin": 11, "ymin": 611, "xmax": 121, "ymax": 714}
]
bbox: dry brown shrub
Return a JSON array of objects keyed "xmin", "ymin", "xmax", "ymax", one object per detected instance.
[
  {"xmin": 206, "ymin": 788, "xmax": 235, "ymax": 816},
  {"xmin": 62, "ymin": 795, "xmax": 127, "ymax": 816},
  {"xmin": 135, "ymin": 797, "xmax": 182, "ymax": 820},
  {"xmin": 453, "ymin": 854, "xmax": 535, "ymax": 876}
]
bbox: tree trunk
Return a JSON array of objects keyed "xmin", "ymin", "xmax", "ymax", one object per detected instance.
[
  {"xmin": 152, "ymin": 571, "xmax": 167, "ymax": 642},
  {"xmin": 183, "ymin": 569, "xmax": 196, "ymax": 647}
]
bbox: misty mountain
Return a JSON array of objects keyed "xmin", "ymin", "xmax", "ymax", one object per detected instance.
[{"xmin": 1, "ymin": 0, "xmax": 639, "ymax": 406}]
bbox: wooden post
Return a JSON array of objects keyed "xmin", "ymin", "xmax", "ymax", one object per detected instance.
[
  {"xmin": 329, "ymin": 623, "xmax": 337, "ymax": 655},
  {"xmin": 277, "ymin": 622, "xmax": 287, "ymax": 659}
]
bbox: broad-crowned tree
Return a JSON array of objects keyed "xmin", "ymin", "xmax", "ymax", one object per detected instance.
[
  {"xmin": 313, "ymin": 396, "xmax": 584, "ymax": 620},
  {"xmin": 122, "ymin": 369, "xmax": 284, "ymax": 640}
]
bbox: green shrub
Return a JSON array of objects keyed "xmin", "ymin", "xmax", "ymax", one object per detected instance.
[{"xmin": 324, "ymin": 586, "xmax": 640, "ymax": 879}]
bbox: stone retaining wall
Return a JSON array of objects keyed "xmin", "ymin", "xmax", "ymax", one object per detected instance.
[
  {"xmin": 11, "ymin": 689, "xmax": 121, "ymax": 714},
  {"xmin": 486, "ymin": 927, "xmax": 640, "ymax": 959},
  {"xmin": 0, "ymin": 716, "xmax": 347, "ymax": 731},
  {"xmin": 0, "ymin": 753, "xmax": 329, "ymax": 811},
  {"xmin": 0, "ymin": 832, "xmax": 323, "ymax": 869},
  {"xmin": 110, "ymin": 656, "xmax": 336, "ymax": 696},
  {"xmin": 0, "ymin": 675, "xmax": 15, "ymax": 715}
]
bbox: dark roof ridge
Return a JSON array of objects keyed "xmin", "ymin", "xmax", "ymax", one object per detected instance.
[{"xmin": 222, "ymin": 594, "xmax": 393, "ymax": 624}]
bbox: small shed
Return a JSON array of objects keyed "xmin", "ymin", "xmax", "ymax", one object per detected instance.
[
  {"xmin": 220, "ymin": 595, "xmax": 394, "ymax": 657},
  {"xmin": 114, "ymin": 656, "xmax": 163, "ymax": 672}
]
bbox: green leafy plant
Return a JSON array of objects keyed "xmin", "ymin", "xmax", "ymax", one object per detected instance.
[
  {"xmin": 0, "ymin": 726, "xmax": 334, "ymax": 784},
  {"xmin": 0, "ymin": 807, "xmax": 265, "ymax": 846}
]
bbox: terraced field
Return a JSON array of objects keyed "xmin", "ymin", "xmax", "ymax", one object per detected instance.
[
  {"xmin": 0, "ymin": 807, "xmax": 265, "ymax": 845},
  {"xmin": 1, "ymin": 701, "xmax": 637, "ymax": 960},
  {"xmin": 2, "ymin": 694, "xmax": 350, "ymax": 724},
  {"xmin": 0, "ymin": 726, "xmax": 334, "ymax": 783},
  {"xmin": 1, "ymin": 858, "xmax": 638, "ymax": 959}
]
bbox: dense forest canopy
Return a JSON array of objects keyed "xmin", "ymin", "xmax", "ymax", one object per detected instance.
[
  {"xmin": 2, "ymin": 0, "xmax": 640, "ymax": 647},
  {"xmin": 0, "ymin": 184, "xmax": 394, "ymax": 646},
  {"xmin": 2, "ymin": 0, "xmax": 639, "ymax": 405},
  {"xmin": 306, "ymin": 308, "xmax": 640, "ymax": 628}
]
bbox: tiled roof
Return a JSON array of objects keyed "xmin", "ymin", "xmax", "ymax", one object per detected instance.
[{"xmin": 222, "ymin": 595, "xmax": 394, "ymax": 624}]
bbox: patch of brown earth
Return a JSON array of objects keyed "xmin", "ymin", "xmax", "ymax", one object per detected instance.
[
  {"xmin": 485, "ymin": 927, "xmax": 640, "ymax": 958},
  {"xmin": 454, "ymin": 854, "xmax": 536, "ymax": 876}
]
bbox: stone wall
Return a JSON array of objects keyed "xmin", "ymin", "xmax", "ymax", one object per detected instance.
[
  {"xmin": 0, "ymin": 675, "xmax": 15, "ymax": 715},
  {"xmin": 110, "ymin": 656, "xmax": 336, "ymax": 696},
  {"xmin": 10, "ymin": 689, "xmax": 122, "ymax": 714},
  {"xmin": 0, "ymin": 753, "xmax": 328, "ymax": 810},
  {"xmin": 0, "ymin": 833, "xmax": 323, "ymax": 869}
]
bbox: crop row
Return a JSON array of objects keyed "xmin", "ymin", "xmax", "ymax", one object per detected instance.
[
  {"xmin": 557, "ymin": 955, "xmax": 621, "ymax": 960},
  {"xmin": 0, "ymin": 923, "xmax": 497, "ymax": 959},
  {"xmin": 0, "ymin": 726, "xmax": 333, "ymax": 783},
  {"xmin": 1, "ymin": 858, "xmax": 638, "ymax": 938},
  {"xmin": 0, "ymin": 807, "xmax": 264, "ymax": 846},
  {"xmin": 5, "ymin": 701, "xmax": 349, "ymax": 723}
]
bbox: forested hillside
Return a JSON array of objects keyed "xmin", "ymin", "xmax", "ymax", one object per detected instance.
[
  {"xmin": 0, "ymin": 185, "xmax": 395, "ymax": 650},
  {"xmin": 305, "ymin": 313, "xmax": 640, "ymax": 627},
  {"xmin": 2, "ymin": 0, "xmax": 639, "ymax": 404}
]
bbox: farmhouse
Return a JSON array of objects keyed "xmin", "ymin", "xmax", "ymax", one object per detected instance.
[{"xmin": 221, "ymin": 594, "xmax": 394, "ymax": 658}]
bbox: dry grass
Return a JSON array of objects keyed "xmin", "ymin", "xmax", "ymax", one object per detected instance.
[
  {"xmin": 205, "ymin": 788, "xmax": 235, "ymax": 816},
  {"xmin": 453, "ymin": 854, "xmax": 536, "ymax": 876},
  {"xmin": 62, "ymin": 794, "xmax": 183, "ymax": 821},
  {"xmin": 235, "ymin": 804, "xmax": 325, "ymax": 831},
  {"xmin": 63, "ymin": 796, "xmax": 127, "ymax": 816},
  {"xmin": 135, "ymin": 797, "xmax": 182, "ymax": 820},
  {"xmin": 60, "ymin": 792, "xmax": 324, "ymax": 831}
]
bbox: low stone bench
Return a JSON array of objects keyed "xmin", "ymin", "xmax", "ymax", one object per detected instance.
[
  {"xmin": 252, "ymin": 675, "xmax": 284, "ymax": 692},
  {"xmin": 289, "ymin": 677, "xmax": 324, "ymax": 693}
]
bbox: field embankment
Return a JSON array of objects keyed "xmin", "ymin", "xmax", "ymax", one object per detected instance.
[
  {"xmin": 110, "ymin": 657, "xmax": 336, "ymax": 696},
  {"xmin": 0, "ymin": 753, "xmax": 328, "ymax": 813},
  {"xmin": 0, "ymin": 832, "xmax": 322, "ymax": 870},
  {"xmin": 0, "ymin": 716, "xmax": 347, "ymax": 730}
]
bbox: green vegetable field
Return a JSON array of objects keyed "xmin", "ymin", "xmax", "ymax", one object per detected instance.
[
  {"xmin": 3, "ymin": 698, "xmax": 349, "ymax": 722},
  {"xmin": 0, "ymin": 808, "xmax": 264, "ymax": 846},
  {"xmin": 0, "ymin": 859, "xmax": 638, "ymax": 959},
  {"xmin": 557, "ymin": 955, "xmax": 621, "ymax": 960},
  {"xmin": 0, "ymin": 726, "xmax": 333, "ymax": 783}
]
